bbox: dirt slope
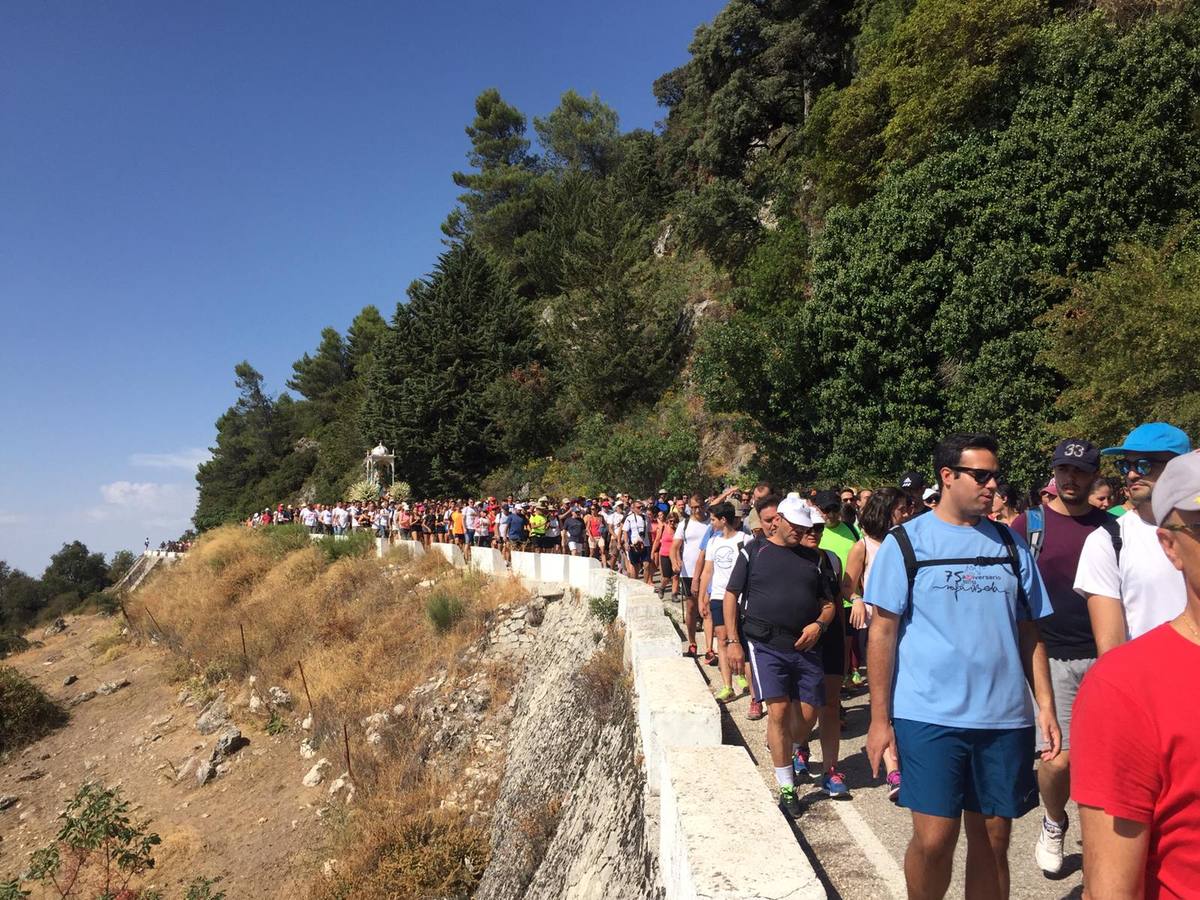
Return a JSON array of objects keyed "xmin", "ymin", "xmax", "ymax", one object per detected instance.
[{"xmin": 0, "ymin": 615, "xmax": 333, "ymax": 898}]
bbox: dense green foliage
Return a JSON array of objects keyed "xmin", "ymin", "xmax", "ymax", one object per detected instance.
[
  {"xmin": 1, "ymin": 542, "xmax": 126, "ymax": 639},
  {"xmin": 195, "ymin": 1, "xmax": 1200, "ymax": 520}
]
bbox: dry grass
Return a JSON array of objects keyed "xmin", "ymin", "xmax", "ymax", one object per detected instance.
[
  {"xmin": 132, "ymin": 527, "xmax": 524, "ymax": 731},
  {"xmin": 573, "ymin": 623, "xmax": 630, "ymax": 725},
  {"xmin": 129, "ymin": 526, "xmax": 529, "ymax": 896},
  {"xmin": 89, "ymin": 623, "xmax": 130, "ymax": 664}
]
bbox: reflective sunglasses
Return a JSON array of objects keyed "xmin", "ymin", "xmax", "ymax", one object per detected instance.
[
  {"xmin": 949, "ymin": 466, "xmax": 1001, "ymax": 486},
  {"xmin": 1116, "ymin": 458, "xmax": 1162, "ymax": 477}
]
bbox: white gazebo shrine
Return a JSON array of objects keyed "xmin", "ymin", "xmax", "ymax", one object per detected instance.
[{"xmin": 365, "ymin": 442, "xmax": 396, "ymax": 488}]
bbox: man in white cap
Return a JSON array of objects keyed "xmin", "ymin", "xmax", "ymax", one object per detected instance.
[
  {"xmin": 1073, "ymin": 450, "xmax": 1200, "ymax": 899},
  {"xmin": 722, "ymin": 494, "xmax": 837, "ymax": 818},
  {"xmin": 1074, "ymin": 422, "xmax": 1192, "ymax": 655}
]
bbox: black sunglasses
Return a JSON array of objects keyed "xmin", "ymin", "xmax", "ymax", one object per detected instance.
[
  {"xmin": 950, "ymin": 466, "xmax": 1001, "ymax": 486},
  {"xmin": 1116, "ymin": 458, "xmax": 1164, "ymax": 477}
]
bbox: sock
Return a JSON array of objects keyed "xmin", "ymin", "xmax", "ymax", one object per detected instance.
[{"xmin": 774, "ymin": 766, "xmax": 795, "ymax": 788}]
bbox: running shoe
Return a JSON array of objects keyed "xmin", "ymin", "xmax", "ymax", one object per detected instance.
[
  {"xmin": 778, "ymin": 785, "xmax": 802, "ymax": 818},
  {"xmin": 886, "ymin": 770, "xmax": 901, "ymax": 804},
  {"xmin": 850, "ymin": 670, "xmax": 867, "ymax": 688},
  {"xmin": 734, "ymin": 674, "xmax": 749, "ymax": 695},
  {"xmin": 1035, "ymin": 813, "xmax": 1068, "ymax": 876},
  {"xmin": 714, "ymin": 686, "xmax": 736, "ymax": 703},
  {"xmin": 822, "ymin": 768, "xmax": 850, "ymax": 799},
  {"xmin": 792, "ymin": 746, "xmax": 810, "ymax": 781},
  {"xmin": 684, "ymin": 643, "xmax": 697, "ymax": 658},
  {"xmin": 704, "ymin": 650, "xmax": 719, "ymax": 667},
  {"xmin": 747, "ymin": 698, "xmax": 765, "ymax": 720}
]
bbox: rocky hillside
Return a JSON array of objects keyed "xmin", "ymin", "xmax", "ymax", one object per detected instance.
[{"xmin": 1, "ymin": 534, "xmax": 659, "ymax": 899}]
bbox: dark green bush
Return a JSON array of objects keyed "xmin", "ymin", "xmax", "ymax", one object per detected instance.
[
  {"xmin": 0, "ymin": 666, "xmax": 68, "ymax": 755},
  {"xmin": 425, "ymin": 590, "xmax": 465, "ymax": 633},
  {"xmin": 0, "ymin": 633, "xmax": 30, "ymax": 660}
]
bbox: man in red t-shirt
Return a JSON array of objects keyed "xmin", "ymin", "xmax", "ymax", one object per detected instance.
[{"xmin": 1073, "ymin": 451, "xmax": 1200, "ymax": 899}]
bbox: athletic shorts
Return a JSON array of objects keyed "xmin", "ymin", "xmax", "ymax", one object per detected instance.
[
  {"xmin": 893, "ymin": 719, "xmax": 1038, "ymax": 820},
  {"xmin": 745, "ymin": 641, "xmax": 823, "ymax": 706},
  {"xmin": 709, "ymin": 598, "xmax": 725, "ymax": 626},
  {"xmin": 659, "ymin": 556, "xmax": 674, "ymax": 579},
  {"xmin": 537, "ymin": 535, "xmax": 557, "ymax": 551},
  {"xmin": 568, "ymin": 540, "xmax": 583, "ymax": 553},
  {"xmin": 820, "ymin": 612, "xmax": 846, "ymax": 677},
  {"xmin": 629, "ymin": 546, "xmax": 649, "ymax": 566},
  {"xmin": 587, "ymin": 535, "xmax": 601, "ymax": 550},
  {"xmin": 1040, "ymin": 657, "xmax": 1094, "ymax": 751},
  {"xmin": 679, "ymin": 575, "xmax": 693, "ymax": 599}
]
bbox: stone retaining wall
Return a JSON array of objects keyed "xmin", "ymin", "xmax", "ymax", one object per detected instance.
[{"xmin": 421, "ymin": 546, "xmax": 825, "ymax": 900}]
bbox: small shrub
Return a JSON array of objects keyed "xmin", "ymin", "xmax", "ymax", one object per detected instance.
[
  {"xmin": 265, "ymin": 711, "xmax": 287, "ymax": 736},
  {"xmin": 202, "ymin": 659, "xmax": 231, "ymax": 686},
  {"xmin": 23, "ymin": 782, "xmax": 160, "ymax": 897},
  {"xmin": 318, "ymin": 529, "xmax": 374, "ymax": 563},
  {"xmin": 587, "ymin": 572, "xmax": 619, "ymax": 623},
  {"xmin": 0, "ymin": 633, "xmax": 30, "ymax": 660},
  {"xmin": 0, "ymin": 666, "xmax": 68, "ymax": 754},
  {"xmin": 310, "ymin": 811, "xmax": 489, "ymax": 900},
  {"xmin": 425, "ymin": 590, "xmax": 465, "ymax": 633},
  {"xmin": 89, "ymin": 625, "xmax": 129, "ymax": 663},
  {"xmin": 2, "ymin": 782, "xmax": 224, "ymax": 899},
  {"xmin": 184, "ymin": 876, "xmax": 226, "ymax": 900},
  {"xmin": 573, "ymin": 629, "xmax": 628, "ymax": 725},
  {"xmin": 261, "ymin": 524, "xmax": 312, "ymax": 558}
]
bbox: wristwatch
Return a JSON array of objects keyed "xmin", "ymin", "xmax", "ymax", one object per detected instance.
[{"xmin": 724, "ymin": 638, "xmax": 740, "ymax": 646}]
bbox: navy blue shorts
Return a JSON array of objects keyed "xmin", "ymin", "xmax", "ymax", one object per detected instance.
[
  {"xmin": 709, "ymin": 598, "xmax": 725, "ymax": 626},
  {"xmin": 745, "ymin": 641, "xmax": 824, "ymax": 706},
  {"xmin": 893, "ymin": 719, "xmax": 1038, "ymax": 819}
]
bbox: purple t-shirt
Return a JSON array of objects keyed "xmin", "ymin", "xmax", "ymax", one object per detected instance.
[{"xmin": 1012, "ymin": 505, "xmax": 1111, "ymax": 660}]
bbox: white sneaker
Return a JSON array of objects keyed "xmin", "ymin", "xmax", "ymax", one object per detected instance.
[{"xmin": 1035, "ymin": 814, "xmax": 1067, "ymax": 875}]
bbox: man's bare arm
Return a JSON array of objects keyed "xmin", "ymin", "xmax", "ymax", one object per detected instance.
[
  {"xmin": 1087, "ymin": 594, "xmax": 1127, "ymax": 657},
  {"xmin": 1080, "ymin": 806, "xmax": 1149, "ymax": 900}
]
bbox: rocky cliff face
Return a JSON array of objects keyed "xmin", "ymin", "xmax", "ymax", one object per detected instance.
[{"xmin": 476, "ymin": 590, "xmax": 662, "ymax": 900}]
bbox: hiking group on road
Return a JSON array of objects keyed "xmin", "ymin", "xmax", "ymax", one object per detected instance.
[{"xmin": 242, "ymin": 421, "xmax": 1198, "ymax": 899}]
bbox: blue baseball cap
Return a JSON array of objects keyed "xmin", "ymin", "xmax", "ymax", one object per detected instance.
[{"xmin": 1101, "ymin": 422, "xmax": 1192, "ymax": 457}]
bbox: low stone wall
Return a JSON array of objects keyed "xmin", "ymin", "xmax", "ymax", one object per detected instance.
[{"xmin": 425, "ymin": 548, "xmax": 825, "ymax": 899}]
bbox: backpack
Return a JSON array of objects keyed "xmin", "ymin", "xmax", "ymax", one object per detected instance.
[
  {"xmin": 888, "ymin": 519, "xmax": 1029, "ymax": 620},
  {"xmin": 1026, "ymin": 505, "xmax": 1122, "ymax": 565}
]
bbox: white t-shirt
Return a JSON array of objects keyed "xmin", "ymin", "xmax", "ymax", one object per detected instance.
[
  {"xmin": 463, "ymin": 505, "xmax": 477, "ymax": 532},
  {"xmin": 300, "ymin": 508, "xmax": 316, "ymax": 527},
  {"xmin": 674, "ymin": 517, "xmax": 709, "ymax": 577},
  {"xmin": 605, "ymin": 510, "xmax": 625, "ymax": 536},
  {"xmin": 623, "ymin": 513, "xmax": 650, "ymax": 547},
  {"xmin": 705, "ymin": 531, "xmax": 747, "ymax": 599},
  {"xmin": 332, "ymin": 507, "xmax": 349, "ymax": 527},
  {"xmin": 1073, "ymin": 509, "xmax": 1185, "ymax": 640}
]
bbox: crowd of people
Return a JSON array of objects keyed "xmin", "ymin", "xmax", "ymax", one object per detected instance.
[{"xmin": 240, "ymin": 420, "xmax": 1198, "ymax": 899}]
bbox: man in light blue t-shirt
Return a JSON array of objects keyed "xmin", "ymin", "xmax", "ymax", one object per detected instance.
[{"xmin": 865, "ymin": 432, "xmax": 1061, "ymax": 900}]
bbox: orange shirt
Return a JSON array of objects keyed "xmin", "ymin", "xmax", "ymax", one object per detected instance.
[{"xmin": 451, "ymin": 511, "xmax": 465, "ymax": 535}]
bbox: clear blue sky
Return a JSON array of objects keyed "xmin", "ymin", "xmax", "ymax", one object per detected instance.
[{"xmin": 0, "ymin": 0, "xmax": 726, "ymax": 574}]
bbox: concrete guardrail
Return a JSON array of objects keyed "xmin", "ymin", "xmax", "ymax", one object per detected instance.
[{"xmin": 394, "ymin": 541, "xmax": 824, "ymax": 899}]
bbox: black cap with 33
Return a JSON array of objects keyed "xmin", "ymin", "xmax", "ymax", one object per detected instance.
[{"xmin": 1051, "ymin": 439, "xmax": 1100, "ymax": 473}]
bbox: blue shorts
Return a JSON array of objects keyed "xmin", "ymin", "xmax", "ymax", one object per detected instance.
[
  {"xmin": 708, "ymin": 598, "xmax": 725, "ymax": 626},
  {"xmin": 893, "ymin": 719, "xmax": 1037, "ymax": 819},
  {"xmin": 745, "ymin": 641, "xmax": 823, "ymax": 706}
]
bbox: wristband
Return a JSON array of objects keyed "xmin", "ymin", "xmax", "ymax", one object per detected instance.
[{"xmin": 816, "ymin": 619, "xmax": 829, "ymax": 635}]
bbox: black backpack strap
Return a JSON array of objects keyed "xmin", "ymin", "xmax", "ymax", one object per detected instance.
[
  {"xmin": 1097, "ymin": 515, "xmax": 1123, "ymax": 566},
  {"xmin": 888, "ymin": 524, "xmax": 920, "ymax": 612},
  {"xmin": 992, "ymin": 521, "xmax": 1030, "ymax": 618}
]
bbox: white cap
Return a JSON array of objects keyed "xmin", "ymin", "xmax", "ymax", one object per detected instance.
[
  {"xmin": 777, "ymin": 495, "xmax": 813, "ymax": 528},
  {"xmin": 1152, "ymin": 450, "xmax": 1200, "ymax": 525},
  {"xmin": 923, "ymin": 487, "xmax": 940, "ymax": 501},
  {"xmin": 809, "ymin": 506, "xmax": 827, "ymax": 525}
]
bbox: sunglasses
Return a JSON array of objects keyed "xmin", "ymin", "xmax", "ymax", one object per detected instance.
[
  {"xmin": 1160, "ymin": 521, "xmax": 1200, "ymax": 536},
  {"xmin": 950, "ymin": 466, "xmax": 1001, "ymax": 486},
  {"xmin": 1116, "ymin": 458, "xmax": 1164, "ymax": 477}
]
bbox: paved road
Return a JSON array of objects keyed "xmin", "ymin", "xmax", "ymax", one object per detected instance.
[{"xmin": 660, "ymin": 597, "xmax": 1085, "ymax": 899}]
